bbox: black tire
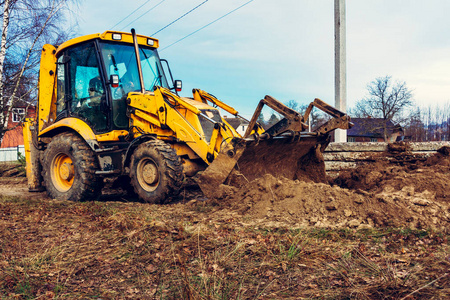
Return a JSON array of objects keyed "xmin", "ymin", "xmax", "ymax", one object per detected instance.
[
  {"xmin": 42, "ymin": 132, "xmax": 102, "ymax": 201},
  {"xmin": 130, "ymin": 140, "xmax": 184, "ymax": 204}
]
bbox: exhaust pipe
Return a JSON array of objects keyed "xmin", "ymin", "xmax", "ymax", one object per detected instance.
[{"xmin": 131, "ymin": 28, "xmax": 145, "ymax": 93}]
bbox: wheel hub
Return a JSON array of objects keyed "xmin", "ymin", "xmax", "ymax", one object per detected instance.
[
  {"xmin": 51, "ymin": 153, "xmax": 74, "ymax": 192},
  {"xmin": 142, "ymin": 162, "xmax": 159, "ymax": 185},
  {"xmin": 60, "ymin": 162, "xmax": 74, "ymax": 181}
]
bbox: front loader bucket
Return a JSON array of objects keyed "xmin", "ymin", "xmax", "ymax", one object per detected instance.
[
  {"xmin": 197, "ymin": 132, "xmax": 330, "ymax": 199},
  {"xmin": 197, "ymin": 96, "xmax": 352, "ymax": 199}
]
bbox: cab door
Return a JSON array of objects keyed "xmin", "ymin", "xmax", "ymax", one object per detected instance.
[{"xmin": 60, "ymin": 41, "xmax": 109, "ymax": 132}]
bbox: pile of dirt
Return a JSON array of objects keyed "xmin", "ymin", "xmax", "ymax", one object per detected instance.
[
  {"xmin": 208, "ymin": 152, "xmax": 450, "ymax": 231},
  {"xmin": 334, "ymin": 152, "xmax": 450, "ymax": 202}
]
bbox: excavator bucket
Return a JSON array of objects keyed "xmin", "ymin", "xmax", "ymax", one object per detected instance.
[{"xmin": 198, "ymin": 96, "xmax": 353, "ymax": 199}]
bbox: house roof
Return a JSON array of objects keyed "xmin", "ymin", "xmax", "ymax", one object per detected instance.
[
  {"xmin": 223, "ymin": 117, "xmax": 242, "ymax": 129},
  {"xmin": 347, "ymin": 118, "xmax": 403, "ymax": 138}
]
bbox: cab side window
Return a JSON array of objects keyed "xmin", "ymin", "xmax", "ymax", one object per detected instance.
[
  {"xmin": 56, "ymin": 56, "xmax": 65, "ymax": 114},
  {"xmin": 66, "ymin": 42, "xmax": 107, "ymax": 131}
]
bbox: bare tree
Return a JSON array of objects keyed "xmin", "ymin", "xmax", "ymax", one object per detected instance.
[
  {"xmin": 402, "ymin": 101, "xmax": 450, "ymax": 142},
  {"xmin": 257, "ymin": 112, "xmax": 266, "ymax": 128},
  {"xmin": 285, "ymin": 99, "xmax": 300, "ymax": 112},
  {"xmin": 353, "ymin": 76, "xmax": 413, "ymax": 141},
  {"xmin": 267, "ymin": 112, "xmax": 280, "ymax": 127},
  {"xmin": 0, "ymin": 0, "xmax": 76, "ymax": 144},
  {"xmin": 403, "ymin": 107, "xmax": 425, "ymax": 141}
]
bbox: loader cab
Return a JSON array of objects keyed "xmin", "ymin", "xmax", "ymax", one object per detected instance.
[{"xmin": 54, "ymin": 34, "xmax": 171, "ymax": 133}]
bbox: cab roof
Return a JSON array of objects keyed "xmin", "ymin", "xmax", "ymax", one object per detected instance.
[{"xmin": 55, "ymin": 30, "xmax": 159, "ymax": 56}]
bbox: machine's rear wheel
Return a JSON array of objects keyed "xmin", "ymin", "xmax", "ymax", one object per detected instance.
[
  {"xmin": 42, "ymin": 132, "xmax": 102, "ymax": 201},
  {"xmin": 130, "ymin": 140, "xmax": 184, "ymax": 204}
]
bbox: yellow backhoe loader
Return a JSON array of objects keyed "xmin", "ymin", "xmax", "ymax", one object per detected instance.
[{"xmin": 22, "ymin": 29, "xmax": 352, "ymax": 203}]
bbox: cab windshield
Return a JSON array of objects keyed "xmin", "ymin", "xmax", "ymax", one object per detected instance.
[
  {"xmin": 99, "ymin": 41, "xmax": 169, "ymax": 129},
  {"xmin": 99, "ymin": 41, "xmax": 169, "ymax": 100}
]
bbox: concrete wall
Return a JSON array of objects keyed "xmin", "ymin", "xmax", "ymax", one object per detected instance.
[{"xmin": 324, "ymin": 142, "xmax": 450, "ymax": 173}]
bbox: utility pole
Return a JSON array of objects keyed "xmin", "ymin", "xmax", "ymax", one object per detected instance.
[{"xmin": 334, "ymin": 0, "xmax": 347, "ymax": 142}]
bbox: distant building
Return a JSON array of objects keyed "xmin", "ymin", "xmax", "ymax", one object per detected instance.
[
  {"xmin": 223, "ymin": 116, "xmax": 249, "ymax": 136},
  {"xmin": 347, "ymin": 118, "xmax": 403, "ymax": 142},
  {"xmin": 1, "ymin": 102, "xmax": 36, "ymax": 148}
]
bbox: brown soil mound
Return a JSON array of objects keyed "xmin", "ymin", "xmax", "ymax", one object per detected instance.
[
  {"xmin": 207, "ymin": 152, "xmax": 450, "ymax": 231},
  {"xmin": 334, "ymin": 153, "xmax": 450, "ymax": 203},
  {"xmin": 212, "ymin": 174, "xmax": 448, "ymax": 231}
]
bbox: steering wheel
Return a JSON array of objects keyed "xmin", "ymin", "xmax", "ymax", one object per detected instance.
[
  {"xmin": 114, "ymin": 81, "xmax": 136, "ymax": 99},
  {"xmin": 77, "ymin": 95, "xmax": 101, "ymax": 111}
]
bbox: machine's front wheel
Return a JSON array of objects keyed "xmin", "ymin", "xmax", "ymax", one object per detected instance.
[
  {"xmin": 42, "ymin": 132, "xmax": 102, "ymax": 201},
  {"xmin": 130, "ymin": 140, "xmax": 184, "ymax": 204}
]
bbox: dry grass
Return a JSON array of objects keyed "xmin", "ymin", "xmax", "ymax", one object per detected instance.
[{"xmin": 0, "ymin": 195, "xmax": 448, "ymax": 299}]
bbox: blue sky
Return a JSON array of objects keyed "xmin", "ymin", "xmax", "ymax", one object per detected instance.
[{"xmin": 72, "ymin": 0, "xmax": 450, "ymax": 119}]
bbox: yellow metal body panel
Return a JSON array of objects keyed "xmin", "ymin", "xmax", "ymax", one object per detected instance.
[
  {"xmin": 22, "ymin": 119, "xmax": 33, "ymax": 173},
  {"xmin": 56, "ymin": 33, "xmax": 99, "ymax": 55},
  {"xmin": 38, "ymin": 44, "xmax": 57, "ymax": 132},
  {"xmin": 22, "ymin": 118, "xmax": 42, "ymax": 190},
  {"xmin": 128, "ymin": 92, "xmax": 158, "ymax": 113},
  {"xmin": 209, "ymin": 123, "xmax": 235, "ymax": 156},
  {"xmin": 158, "ymin": 87, "xmax": 201, "ymax": 114},
  {"xmin": 172, "ymin": 144, "xmax": 200, "ymax": 160},
  {"xmin": 127, "ymin": 87, "xmax": 241, "ymax": 163},
  {"xmin": 133, "ymin": 109, "xmax": 161, "ymax": 128},
  {"xmin": 154, "ymin": 88, "xmax": 211, "ymax": 162},
  {"xmin": 181, "ymin": 96, "xmax": 214, "ymax": 111},
  {"xmin": 38, "ymin": 117, "xmax": 99, "ymax": 148},
  {"xmin": 128, "ymin": 89, "xmax": 206, "ymax": 140},
  {"xmin": 193, "ymin": 89, "xmax": 239, "ymax": 116},
  {"xmin": 127, "ymin": 92, "xmax": 174, "ymax": 137},
  {"xmin": 96, "ymin": 130, "xmax": 129, "ymax": 142},
  {"xmin": 192, "ymin": 89, "xmax": 243, "ymax": 137},
  {"xmin": 55, "ymin": 31, "xmax": 159, "ymax": 56}
]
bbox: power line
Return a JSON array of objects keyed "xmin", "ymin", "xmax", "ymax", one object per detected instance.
[
  {"xmin": 111, "ymin": 0, "xmax": 152, "ymax": 30},
  {"xmin": 119, "ymin": 0, "xmax": 167, "ymax": 32},
  {"xmin": 151, "ymin": 0, "xmax": 209, "ymax": 36},
  {"xmin": 160, "ymin": 0, "xmax": 255, "ymax": 52}
]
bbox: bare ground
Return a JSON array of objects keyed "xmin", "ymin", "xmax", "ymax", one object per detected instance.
[{"xmin": 0, "ymin": 151, "xmax": 449, "ymax": 299}]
